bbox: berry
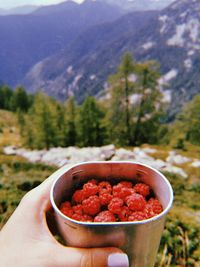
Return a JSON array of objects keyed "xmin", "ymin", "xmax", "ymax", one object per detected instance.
[
  {"xmin": 72, "ymin": 189, "xmax": 85, "ymax": 203},
  {"xmin": 60, "ymin": 201, "xmax": 74, "ymax": 218},
  {"xmin": 134, "ymin": 183, "xmax": 150, "ymax": 197},
  {"xmin": 148, "ymin": 198, "xmax": 163, "ymax": 214},
  {"xmin": 72, "ymin": 204, "xmax": 83, "ymax": 215},
  {"xmin": 113, "ymin": 184, "xmax": 133, "ymax": 200},
  {"xmin": 82, "ymin": 195, "xmax": 101, "ymax": 216},
  {"xmin": 126, "ymin": 193, "xmax": 146, "ymax": 211},
  {"xmin": 94, "ymin": 211, "xmax": 116, "ymax": 222},
  {"xmin": 99, "ymin": 192, "xmax": 113, "ymax": 205},
  {"xmin": 128, "ymin": 211, "xmax": 147, "ymax": 221},
  {"xmin": 83, "ymin": 181, "xmax": 99, "ymax": 198},
  {"xmin": 117, "ymin": 206, "xmax": 130, "ymax": 221},
  {"xmin": 108, "ymin": 197, "xmax": 124, "ymax": 214},
  {"xmin": 118, "ymin": 181, "xmax": 133, "ymax": 188},
  {"xmin": 98, "ymin": 181, "xmax": 112, "ymax": 194}
]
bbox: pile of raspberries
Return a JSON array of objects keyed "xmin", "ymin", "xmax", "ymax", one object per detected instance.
[{"xmin": 60, "ymin": 179, "xmax": 163, "ymax": 222}]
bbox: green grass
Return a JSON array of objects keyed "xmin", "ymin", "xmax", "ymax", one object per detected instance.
[{"xmin": 0, "ymin": 110, "xmax": 199, "ymax": 265}]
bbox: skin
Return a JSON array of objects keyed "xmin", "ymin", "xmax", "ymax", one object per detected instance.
[{"xmin": 0, "ymin": 174, "xmax": 126, "ymax": 267}]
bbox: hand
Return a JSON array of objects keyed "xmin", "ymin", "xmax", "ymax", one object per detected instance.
[{"xmin": 0, "ymin": 168, "xmax": 129, "ymax": 267}]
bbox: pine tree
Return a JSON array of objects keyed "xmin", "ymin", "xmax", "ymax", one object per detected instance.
[
  {"xmin": 133, "ymin": 61, "xmax": 162, "ymax": 145},
  {"xmin": 24, "ymin": 92, "xmax": 58, "ymax": 149},
  {"xmin": 174, "ymin": 94, "xmax": 200, "ymax": 146},
  {"xmin": 108, "ymin": 53, "xmax": 135, "ymax": 145},
  {"xmin": 64, "ymin": 97, "xmax": 77, "ymax": 146},
  {"xmin": 11, "ymin": 86, "xmax": 29, "ymax": 112},
  {"xmin": 78, "ymin": 96, "xmax": 105, "ymax": 147}
]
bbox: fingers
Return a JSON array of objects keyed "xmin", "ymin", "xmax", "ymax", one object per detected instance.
[{"xmin": 52, "ymin": 246, "xmax": 129, "ymax": 267}]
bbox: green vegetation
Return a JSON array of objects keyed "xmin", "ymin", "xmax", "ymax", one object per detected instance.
[{"xmin": 0, "ymin": 54, "xmax": 200, "ymax": 265}]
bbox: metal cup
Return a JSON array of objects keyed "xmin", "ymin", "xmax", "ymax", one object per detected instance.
[{"xmin": 50, "ymin": 161, "xmax": 173, "ymax": 267}]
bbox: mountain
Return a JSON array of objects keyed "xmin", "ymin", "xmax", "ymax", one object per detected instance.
[
  {"xmin": 0, "ymin": 0, "xmax": 123, "ymax": 86},
  {"xmin": 99, "ymin": 0, "xmax": 175, "ymax": 11},
  {"xmin": 0, "ymin": 5, "xmax": 39, "ymax": 15},
  {"xmin": 23, "ymin": 0, "xmax": 200, "ymax": 119}
]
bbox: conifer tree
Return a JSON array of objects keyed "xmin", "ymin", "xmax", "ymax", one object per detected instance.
[
  {"xmin": 64, "ymin": 97, "xmax": 77, "ymax": 146},
  {"xmin": 78, "ymin": 96, "xmax": 105, "ymax": 147}
]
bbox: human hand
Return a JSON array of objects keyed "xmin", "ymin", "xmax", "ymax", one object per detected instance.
[{"xmin": 0, "ymin": 167, "xmax": 129, "ymax": 267}]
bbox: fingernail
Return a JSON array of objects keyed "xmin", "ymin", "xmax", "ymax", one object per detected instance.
[{"xmin": 108, "ymin": 253, "xmax": 129, "ymax": 267}]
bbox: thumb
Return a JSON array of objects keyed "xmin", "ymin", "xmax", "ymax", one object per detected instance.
[{"xmin": 52, "ymin": 246, "xmax": 129, "ymax": 267}]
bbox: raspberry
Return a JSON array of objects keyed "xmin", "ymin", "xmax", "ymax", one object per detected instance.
[
  {"xmin": 128, "ymin": 211, "xmax": 147, "ymax": 221},
  {"xmin": 118, "ymin": 181, "xmax": 133, "ymax": 188},
  {"xmin": 82, "ymin": 214, "xmax": 93, "ymax": 222},
  {"xmin": 60, "ymin": 201, "xmax": 74, "ymax": 218},
  {"xmin": 148, "ymin": 198, "xmax": 163, "ymax": 214},
  {"xmin": 82, "ymin": 195, "xmax": 101, "ymax": 216},
  {"xmin": 117, "ymin": 206, "xmax": 130, "ymax": 221},
  {"xmin": 83, "ymin": 181, "xmax": 99, "ymax": 198},
  {"xmin": 72, "ymin": 204, "xmax": 83, "ymax": 215},
  {"xmin": 98, "ymin": 181, "xmax": 112, "ymax": 194},
  {"xmin": 88, "ymin": 179, "xmax": 97, "ymax": 185},
  {"xmin": 108, "ymin": 197, "xmax": 124, "ymax": 214},
  {"xmin": 134, "ymin": 183, "xmax": 150, "ymax": 197},
  {"xmin": 99, "ymin": 192, "xmax": 113, "ymax": 205},
  {"xmin": 72, "ymin": 189, "xmax": 85, "ymax": 203},
  {"xmin": 113, "ymin": 184, "xmax": 133, "ymax": 200},
  {"xmin": 126, "ymin": 193, "xmax": 146, "ymax": 211},
  {"xmin": 72, "ymin": 213, "xmax": 85, "ymax": 221},
  {"xmin": 94, "ymin": 211, "xmax": 116, "ymax": 222}
]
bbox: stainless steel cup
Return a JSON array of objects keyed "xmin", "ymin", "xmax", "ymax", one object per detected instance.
[{"xmin": 50, "ymin": 161, "xmax": 173, "ymax": 267}]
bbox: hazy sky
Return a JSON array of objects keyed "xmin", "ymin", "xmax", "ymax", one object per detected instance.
[{"xmin": 0, "ymin": 0, "xmax": 84, "ymax": 9}]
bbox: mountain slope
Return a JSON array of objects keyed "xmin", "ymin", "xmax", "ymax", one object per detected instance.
[
  {"xmin": 99, "ymin": 0, "xmax": 175, "ymax": 11},
  {"xmin": 0, "ymin": 0, "xmax": 123, "ymax": 87},
  {"xmin": 23, "ymin": 0, "xmax": 200, "ymax": 119},
  {"xmin": 0, "ymin": 5, "xmax": 39, "ymax": 15},
  {"xmin": 23, "ymin": 10, "xmax": 158, "ymax": 100}
]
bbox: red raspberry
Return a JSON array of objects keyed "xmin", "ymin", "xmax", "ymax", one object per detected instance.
[
  {"xmin": 72, "ymin": 204, "xmax": 83, "ymax": 215},
  {"xmin": 117, "ymin": 206, "xmax": 130, "ymax": 221},
  {"xmin": 60, "ymin": 201, "xmax": 74, "ymax": 218},
  {"xmin": 134, "ymin": 183, "xmax": 150, "ymax": 197},
  {"xmin": 128, "ymin": 211, "xmax": 147, "ymax": 221},
  {"xmin": 72, "ymin": 189, "xmax": 85, "ymax": 203},
  {"xmin": 126, "ymin": 193, "xmax": 146, "ymax": 211},
  {"xmin": 148, "ymin": 198, "xmax": 163, "ymax": 214},
  {"xmin": 108, "ymin": 197, "xmax": 124, "ymax": 214},
  {"xmin": 83, "ymin": 181, "xmax": 99, "ymax": 198},
  {"xmin": 88, "ymin": 179, "xmax": 97, "ymax": 185},
  {"xmin": 82, "ymin": 195, "xmax": 101, "ymax": 216},
  {"xmin": 99, "ymin": 192, "xmax": 113, "ymax": 205},
  {"xmin": 82, "ymin": 214, "xmax": 93, "ymax": 222},
  {"xmin": 144, "ymin": 204, "xmax": 155, "ymax": 218},
  {"xmin": 118, "ymin": 181, "xmax": 133, "ymax": 188},
  {"xmin": 113, "ymin": 184, "xmax": 133, "ymax": 200},
  {"xmin": 72, "ymin": 213, "xmax": 84, "ymax": 221},
  {"xmin": 98, "ymin": 181, "xmax": 112, "ymax": 194},
  {"xmin": 94, "ymin": 211, "xmax": 116, "ymax": 222}
]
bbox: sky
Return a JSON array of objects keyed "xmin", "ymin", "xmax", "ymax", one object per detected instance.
[{"xmin": 0, "ymin": 0, "xmax": 84, "ymax": 9}]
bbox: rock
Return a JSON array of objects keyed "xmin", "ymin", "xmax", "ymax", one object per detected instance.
[
  {"xmin": 162, "ymin": 165, "xmax": 188, "ymax": 179},
  {"xmin": 191, "ymin": 160, "xmax": 200, "ymax": 168},
  {"xmin": 141, "ymin": 147, "xmax": 157, "ymax": 154},
  {"xmin": 2, "ymin": 145, "xmax": 189, "ymax": 178},
  {"xmin": 111, "ymin": 148, "xmax": 135, "ymax": 161},
  {"xmin": 100, "ymin": 144, "xmax": 116, "ymax": 160},
  {"xmin": 166, "ymin": 151, "xmax": 191, "ymax": 165},
  {"xmin": 3, "ymin": 146, "xmax": 17, "ymax": 155}
]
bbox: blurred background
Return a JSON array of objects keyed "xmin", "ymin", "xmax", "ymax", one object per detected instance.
[{"xmin": 0, "ymin": 0, "xmax": 199, "ymax": 265}]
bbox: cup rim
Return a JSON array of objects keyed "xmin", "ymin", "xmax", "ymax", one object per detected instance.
[{"xmin": 50, "ymin": 161, "xmax": 174, "ymax": 226}]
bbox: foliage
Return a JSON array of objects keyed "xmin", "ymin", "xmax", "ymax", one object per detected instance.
[
  {"xmin": 107, "ymin": 54, "xmax": 165, "ymax": 146},
  {"xmin": 78, "ymin": 96, "xmax": 106, "ymax": 147},
  {"xmin": 170, "ymin": 95, "xmax": 200, "ymax": 149}
]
